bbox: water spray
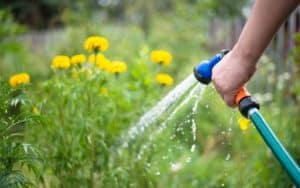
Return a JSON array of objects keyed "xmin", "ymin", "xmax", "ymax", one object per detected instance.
[{"xmin": 193, "ymin": 50, "xmax": 300, "ymax": 186}]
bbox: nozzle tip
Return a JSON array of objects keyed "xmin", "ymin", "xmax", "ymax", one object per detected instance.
[{"xmin": 193, "ymin": 65, "xmax": 211, "ymax": 84}]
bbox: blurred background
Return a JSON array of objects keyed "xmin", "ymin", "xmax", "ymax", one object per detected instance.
[
  {"xmin": 1, "ymin": 0, "xmax": 300, "ymax": 187},
  {"xmin": 0, "ymin": 0, "xmax": 252, "ymax": 78}
]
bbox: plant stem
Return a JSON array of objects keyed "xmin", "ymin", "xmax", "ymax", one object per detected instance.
[{"xmin": 89, "ymin": 131, "xmax": 95, "ymax": 188}]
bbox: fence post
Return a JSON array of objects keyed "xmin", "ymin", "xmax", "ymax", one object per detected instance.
[
  {"xmin": 275, "ymin": 25, "xmax": 285, "ymax": 74},
  {"xmin": 287, "ymin": 10, "xmax": 297, "ymax": 74}
]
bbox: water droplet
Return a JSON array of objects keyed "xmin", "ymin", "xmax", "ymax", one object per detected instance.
[
  {"xmin": 171, "ymin": 163, "xmax": 182, "ymax": 172},
  {"xmin": 221, "ymin": 183, "xmax": 225, "ymax": 187},
  {"xmin": 192, "ymin": 119, "xmax": 197, "ymax": 141},
  {"xmin": 170, "ymin": 134, "xmax": 176, "ymax": 140},
  {"xmin": 190, "ymin": 144, "xmax": 196, "ymax": 152},
  {"xmin": 185, "ymin": 157, "xmax": 192, "ymax": 163},
  {"xmin": 156, "ymin": 171, "xmax": 160, "ymax": 176},
  {"xmin": 225, "ymin": 153, "xmax": 231, "ymax": 161}
]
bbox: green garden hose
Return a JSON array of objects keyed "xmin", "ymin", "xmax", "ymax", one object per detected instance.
[{"xmin": 193, "ymin": 50, "xmax": 300, "ymax": 186}]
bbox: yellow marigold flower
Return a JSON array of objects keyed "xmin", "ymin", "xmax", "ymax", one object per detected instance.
[
  {"xmin": 71, "ymin": 54, "xmax": 86, "ymax": 66},
  {"xmin": 95, "ymin": 54, "xmax": 111, "ymax": 71},
  {"xmin": 98, "ymin": 59, "xmax": 111, "ymax": 72},
  {"xmin": 9, "ymin": 73, "xmax": 30, "ymax": 87},
  {"xmin": 88, "ymin": 54, "xmax": 107, "ymax": 63},
  {"xmin": 238, "ymin": 117, "xmax": 251, "ymax": 131},
  {"xmin": 88, "ymin": 54, "xmax": 96, "ymax": 64},
  {"xmin": 51, "ymin": 55, "xmax": 70, "ymax": 70},
  {"xmin": 151, "ymin": 50, "xmax": 172, "ymax": 66},
  {"xmin": 109, "ymin": 61, "xmax": 127, "ymax": 74},
  {"xmin": 32, "ymin": 107, "xmax": 40, "ymax": 114},
  {"xmin": 84, "ymin": 36, "xmax": 109, "ymax": 52},
  {"xmin": 88, "ymin": 54, "xmax": 111, "ymax": 71},
  {"xmin": 99, "ymin": 87, "xmax": 108, "ymax": 96},
  {"xmin": 155, "ymin": 73, "xmax": 174, "ymax": 86}
]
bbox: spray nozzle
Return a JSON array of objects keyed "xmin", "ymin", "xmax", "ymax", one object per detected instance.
[
  {"xmin": 193, "ymin": 49, "xmax": 229, "ymax": 84},
  {"xmin": 193, "ymin": 49, "xmax": 259, "ymax": 117}
]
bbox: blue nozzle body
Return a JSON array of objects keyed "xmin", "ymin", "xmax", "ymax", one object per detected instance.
[{"xmin": 193, "ymin": 49, "xmax": 229, "ymax": 84}]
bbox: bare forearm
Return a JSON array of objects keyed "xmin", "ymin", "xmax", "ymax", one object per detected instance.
[
  {"xmin": 212, "ymin": 0, "xmax": 299, "ymax": 107},
  {"xmin": 232, "ymin": 0, "xmax": 299, "ymax": 63}
]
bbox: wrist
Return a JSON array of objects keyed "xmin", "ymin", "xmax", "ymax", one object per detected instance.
[{"xmin": 231, "ymin": 44, "xmax": 259, "ymax": 67}]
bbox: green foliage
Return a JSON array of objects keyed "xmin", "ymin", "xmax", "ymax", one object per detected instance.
[
  {"xmin": 0, "ymin": 10, "xmax": 25, "ymax": 38},
  {"xmin": 0, "ymin": 0, "xmax": 68, "ymax": 29},
  {"xmin": 0, "ymin": 9, "xmax": 26, "ymax": 56},
  {"xmin": 0, "ymin": 81, "xmax": 42, "ymax": 187},
  {"xmin": 1, "ymin": 0, "xmax": 101, "ymax": 29},
  {"xmin": 195, "ymin": 0, "xmax": 250, "ymax": 18},
  {"xmin": 0, "ymin": 9, "xmax": 29, "ymax": 76}
]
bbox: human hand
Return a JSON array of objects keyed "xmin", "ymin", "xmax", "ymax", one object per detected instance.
[{"xmin": 212, "ymin": 51, "xmax": 257, "ymax": 107}]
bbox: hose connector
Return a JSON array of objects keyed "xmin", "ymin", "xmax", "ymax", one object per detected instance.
[{"xmin": 238, "ymin": 96, "xmax": 260, "ymax": 117}]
